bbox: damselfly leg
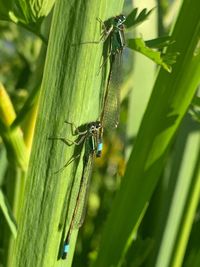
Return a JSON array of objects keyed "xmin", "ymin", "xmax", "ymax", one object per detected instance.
[{"xmin": 64, "ymin": 121, "xmax": 88, "ymax": 136}]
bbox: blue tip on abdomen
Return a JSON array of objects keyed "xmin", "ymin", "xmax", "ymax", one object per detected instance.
[
  {"xmin": 96, "ymin": 142, "xmax": 103, "ymax": 157},
  {"xmin": 62, "ymin": 243, "xmax": 70, "ymax": 259},
  {"xmin": 98, "ymin": 142, "xmax": 103, "ymax": 151},
  {"xmin": 64, "ymin": 243, "xmax": 70, "ymax": 253}
]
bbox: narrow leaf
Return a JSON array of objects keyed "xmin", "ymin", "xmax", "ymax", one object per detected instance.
[
  {"xmin": 125, "ymin": 8, "xmax": 154, "ymax": 29},
  {"xmin": 145, "ymin": 36, "xmax": 175, "ymax": 49},
  {"xmin": 0, "ymin": 83, "xmax": 28, "ymax": 171},
  {"xmin": 0, "ymin": 189, "xmax": 17, "ymax": 238}
]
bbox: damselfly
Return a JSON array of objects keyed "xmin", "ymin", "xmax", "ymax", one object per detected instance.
[
  {"xmin": 62, "ymin": 121, "xmax": 103, "ymax": 259},
  {"xmin": 100, "ymin": 15, "xmax": 126, "ymax": 129},
  {"xmin": 79, "ymin": 15, "xmax": 126, "ymax": 129},
  {"xmin": 62, "ymin": 15, "xmax": 126, "ymax": 259}
]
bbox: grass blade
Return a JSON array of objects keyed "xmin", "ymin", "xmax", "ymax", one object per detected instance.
[
  {"xmin": 0, "ymin": 189, "xmax": 17, "ymax": 238},
  {"xmin": 10, "ymin": 1, "xmax": 124, "ymax": 266}
]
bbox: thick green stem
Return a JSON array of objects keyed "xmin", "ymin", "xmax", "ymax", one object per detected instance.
[{"xmin": 11, "ymin": 1, "xmax": 124, "ymax": 267}]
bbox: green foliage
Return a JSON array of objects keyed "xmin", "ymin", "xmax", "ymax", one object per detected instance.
[
  {"xmin": 124, "ymin": 7, "xmax": 154, "ymax": 29},
  {"xmin": 0, "ymin": 0, "xmax": 55, "ymax": 23},
  {"xmin": 145, "ymin": 36, "xmax": 175, "ymax": 49},
  {"xmin": 189, "ymin": 96, "xmax": 200, "ymax": 122},
  {"xmin": 127, "ymin": 37, "xmax": 178, "ymax": 72},
  {"xmin": 123, "ymin": 8, "xmax": 178, "ymax": 73},
  {"xmin": 0, "ymin": 1, "xmax": 200, "ymax": 267},
  {"xmin": 0, "ymin": 189, "xmax": 17, "ymax": 238},
  {"xmin": 0, "ymin": 0, "xmax": 55, "ymax": 41}
]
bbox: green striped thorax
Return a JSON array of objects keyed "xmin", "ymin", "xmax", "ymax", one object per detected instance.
[{"xmin": 106, "ymin": 15, "xmax": 126, "ymax": 55}]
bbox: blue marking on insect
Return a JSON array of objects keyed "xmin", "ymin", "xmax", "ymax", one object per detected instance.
[
  {"xmin": 96, "ymin": 140, "xmax": 103, "ymax": 157},
  {"xmin": 63, "ymin": 243, "xmax": 70, "ymax": 253},
  {"xmin": 98, "ymin": 142, "xmax": 103, "ymax": 152}
]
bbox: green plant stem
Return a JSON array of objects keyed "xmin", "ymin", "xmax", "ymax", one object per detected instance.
[{"xmin": 10, "ymin": 1, "xmax": 124, "ymax": 267}]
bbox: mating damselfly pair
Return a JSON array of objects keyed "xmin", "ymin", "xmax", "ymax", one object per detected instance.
[
  {"xmin": 60, "ymin": 14, "xmax": 127, "ymax": 260},
  {"xmin": 58, "ymin": 5, "xmax": 176, "ymax": 261},
  {"xmin": 59, "ymin": 11, "xmax": 142, "ymax": 259}
]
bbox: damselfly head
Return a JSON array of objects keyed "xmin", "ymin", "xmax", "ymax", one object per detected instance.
[
  {"xmin": 88, "ymin": 121, "xmax": 102, "ymax": 134},
  {"xmin": 96, "ymin": 121, "xmax": 102, "ymax": 128},
  {"xmin": 115, "ymin": 15, "xmax": 126, "ymax": 26}
]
